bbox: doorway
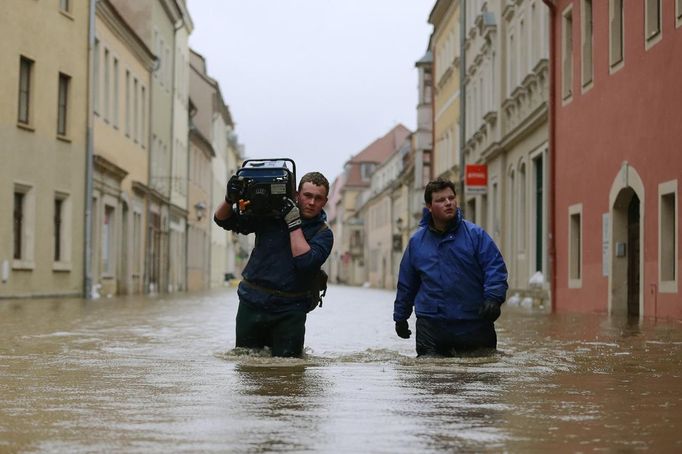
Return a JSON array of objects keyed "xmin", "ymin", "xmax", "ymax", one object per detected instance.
[{"xmin": 610, "ymin": 187, "xmax": 642, "ymax": 317}]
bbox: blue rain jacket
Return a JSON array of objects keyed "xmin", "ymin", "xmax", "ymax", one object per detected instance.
[
  {"xmin": 393, "ymin": 207, "xmax": 508, "ymax": 322},
  {"xmin": 215, "ymin": 210, "xmax": 333, "ymax": 312}
]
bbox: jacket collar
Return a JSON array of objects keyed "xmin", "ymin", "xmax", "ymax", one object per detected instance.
[{"xmin": 419, "ymin": 206, "xmax": 462, "ymax": 234}]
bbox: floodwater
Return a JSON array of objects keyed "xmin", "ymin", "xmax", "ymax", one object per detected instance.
[{"xmin": 1, "ymin": 285, "xmax": 681, "ymax": 453}]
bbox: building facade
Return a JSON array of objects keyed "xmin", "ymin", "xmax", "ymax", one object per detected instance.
[
  {"xmin": 91, "ymin": 0, "xmax": 155, "ymax": 297},
  {"xmin": 462, "ymin": 0, "xmax": 551, "ymax": 307},
  {"xmin": 549, "ymin": 0, "xmax": 681, "ymax": 318},
  {"xmin": 1, "ymin": 0, "xmax": 89, "ymax": 298},
  {"xmin": 430, "ymin": 0, "xmax": 461, "ymax": 181}
]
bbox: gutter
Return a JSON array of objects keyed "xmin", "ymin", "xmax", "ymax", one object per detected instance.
[
  {"xmin": 84, "ymin": 0, "xmax": 97, "ymax": 299},
  {"xmin": 458, "ymin": 0, "xmax": 466, "ymax": 199},
  {"xmin": 541, "ymin": 0, "xmax": 557, "ymax": 312}
]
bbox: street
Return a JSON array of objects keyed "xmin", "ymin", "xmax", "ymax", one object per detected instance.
[{"xmin": 1, "ymin": 285, "xmax": 681, "ymax": 452}]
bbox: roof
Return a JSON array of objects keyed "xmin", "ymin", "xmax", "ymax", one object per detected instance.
[{"xmin": 350, "ymin": 124, "xmax": 411, "ymax": 164}]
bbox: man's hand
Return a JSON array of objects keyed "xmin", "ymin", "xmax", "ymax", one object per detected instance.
[
  {"xmin": 479, "ymin": 300, "xmax": 501, "ymax": 322},
  {"xmin": 225, "ymin": 175, "xmax": 240, "ymax": 203},
  {"xmin": 282, "ymin": 198, "xmax": 302, "ymax": 232},
  {"xmin": 395, "ymin": 320, "xmax": 411, "ymax": 339}
]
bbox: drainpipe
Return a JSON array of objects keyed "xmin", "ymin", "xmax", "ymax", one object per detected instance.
[
  {"xmin": 542, "ymin": 0, "xmax": 557, "ymax": 312},
  {"xmin": 458, "ymin": 0, "xmax": 467, "ymax": 200},
  {"xmin": 84, "ymin": 0, "xmax": 97, "ymax": 299}
]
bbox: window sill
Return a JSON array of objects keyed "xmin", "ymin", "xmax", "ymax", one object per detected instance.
[
  {"xmin": 59, "ymin": 9, "xmax": 74, "ymax": 21},
  {"xmin": 568, "ymin": 278, "xmax": 582, "ymax": 289},
  {"xmin": 659, "ymin": 281, "xmax": 678, "ymax": 294},
  {"xmin": 645, "ymin": 32, "xmax": 662, "ymax": 51},
  {"xmin": 57, "ymin": 134, "xmax": 72, "ymax": 143},
  {"xmin": 17, "ymin": 122, "xmax": 35, "ymax": 132},
  {"xmin": 12, "ymin": 259, "xmax": 35, "ymax": 271},
  {"xmin": 609, "ymin": 59, "xmax": 624, "ymax": 75},
  {"xmin": 53, "ymin": 262, "xmax": 72, "ymax": 272}
]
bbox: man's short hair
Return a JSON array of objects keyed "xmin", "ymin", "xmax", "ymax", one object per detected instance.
[
  {"xmin": 424, "ymin": 178, "xmax": 457, "ymax": 204},
  {"xmin": 298, "ymin": 172, "xmax": 330, "ymax": 197}
]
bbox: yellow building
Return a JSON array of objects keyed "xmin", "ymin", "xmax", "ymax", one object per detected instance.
[
  {"xmin": 429, "ymin": 0, "xmax": 461, "ymax": 181},
  {"xmin": 0, "ymin": 0, "xmax": 89, "ymax": 298},
  {"xmin": 91, "ymin": 0, "xmax": 155, "ymax": 296}
]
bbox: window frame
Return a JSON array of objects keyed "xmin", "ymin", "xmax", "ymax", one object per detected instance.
[
  {"xmin": 568, "ymin": 203, "xmax": 583, "ymax": 288},
  {"xmin": 561, "ymin": 5, "xmax": 574, "ymax": 103},
  {"xmin": 644, "ymin": 0, "xmax": 663, "ymax": 50},
  {"xmin": 581, "ymin": 0, "xmax": 594, "ymax": 90},
  {"xmin": 658, "ymin": 180, "xmax": 678, "ymax": 293},
  {"xmin": 17, "ymin": 56, "xmax": 34, "ymax": 127},
  {"xmin": 57, "ymin": 72, "xmax": 71, "ymax": 138},
  {"xmin": 609, "ymin": 0, "xmax": 625, "ymax": 73},
  {"xmin": 13, "ymin": 183, "xmax": 35, "ymax": 270}
]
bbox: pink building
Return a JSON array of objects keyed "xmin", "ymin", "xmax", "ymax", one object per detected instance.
[{"xmin": 546, "ymin": 0, "xmax": 681, "ymax": 318}]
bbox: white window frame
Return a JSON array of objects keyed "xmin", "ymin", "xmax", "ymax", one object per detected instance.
[
  {"xmin": 581, "ymin": 0, "xmax": 594, "ymax": 91},
  {"xmin": 644, "ymin": 0, "xmax": 663, "ymax": 50},
  {"xmin": 561, "ymin": 5, "xmax": 574, "ymax": 103},
  {"xmin": 609, "ymin": 0, "xmax": 625, "ymax": 72},
  {"xmin": 568, "ymin": 203, "xmax": 583, "ymax": 288},
  {"xmin": 57, "ymin": 72, "xmax": 70, "ymax": 138},
  {"xmin": 677, "ymin": 0, "xmax": 682, "ymax": 28},
  {"xmin": 13, "ymin": 183, "xmax": 35, "ymax": 270},
  {"xmin": 53, "ymin": 192, "xmax": 72, "ymax": 271},
  {"xmin": 658, "ymin": 180, "xmax": 678, "ymax": 293}
]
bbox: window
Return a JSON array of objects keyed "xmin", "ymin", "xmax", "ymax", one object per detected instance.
[
  {"xmin": 562, "ymin": 6, "xmax": 574, "ymax": 100},
  {"xmin": 678, "ymin": 0, "xmax": 682, "ymax": 26},
  {"xmin": 645, "ymin": 0, "xmax": 662, "ymax": 43},
  {"xmin": 59, "ymin": 0, "xmax": 70, "ymax": 13},
  {"xmin": 659, "ymin": 181, "xmax": 678, "ymax": 292},
  {"xmin": 569, "ymin": 204, "xmax": 582, "ymax": 287},
  {"xmin": 57, "ymin": 73, "xmax": 70, "ymax": 136},
  {"xmin": 518, "ymin": 163, "xmax": 527, "ymax": 252},
  {"xmin": 54, "ymin": 198, "xmax": 63, "ymax": 261},
  {"xmin": 13, "ymin": 192, "xmax": 24, "ymax": 259},
  {"xmin": 103, "ymin": 48, "xmax": 110, "ymax": 122},
  {"xmin": 610, "ymin": 0, "xmax": 624, "ymax": 68},
  {"xmin": 94, "ymin": 39, "xmax": 100, "ymax": 114},
  {"xmin": 13, "ymin": 184, "xmax": 34, "ymax": 267},
  {"xmin": 113, "ymin": 58, "xmax": 119, "ymax": 128},
  {"xmin": 133, "ymin": 211, "xmax": 142, "ymax": 275},
  {"xmin": 102, "ymin": 206, "xmax": 115, "ymax": 274},
  {"xmin": 533, "ymin": 155, "xmax": 544, "ymax": 273},
  {"xmin": 141, "ymin": 85, "xmax": 146, "ymax": 147},
  {"xmin": 125, "ymin": 70, "xmax": 130, "ymax": 137},
  {"xmin": 18, "ymin": 56, "xmax": 33, "ymax": 125},
  {"xmin": 581, "ymin": 0, "xmax": 593, "ymax": 88},
  {"xmin": 133, "ymin": 78, "xmax": 138, "ymax": 143}
]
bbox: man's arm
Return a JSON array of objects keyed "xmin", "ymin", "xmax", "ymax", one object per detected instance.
[
  {"xmin": 393, "ymin": 242, "xmax": 419, "ymax": 322},
  {"xmin": 214, "ymin": 199, "xmax": 234, "ymax": 222},
  {"xmin": 477, "ymin": 229, "xmax": 509, "ymax": 303}
]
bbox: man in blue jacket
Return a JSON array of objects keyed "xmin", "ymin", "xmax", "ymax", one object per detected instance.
[
  {"xmin": 393, "ymin": 178, "xmax": 508, "ymax": 356},
  {"xmin": 214, "ymin": 172, "xmax": 333, "ymax": 357}
]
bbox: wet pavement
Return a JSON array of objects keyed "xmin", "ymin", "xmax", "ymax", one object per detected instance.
[{"xmin": 1, "ymin": 285, "xmax": 681, "ymax": 452}]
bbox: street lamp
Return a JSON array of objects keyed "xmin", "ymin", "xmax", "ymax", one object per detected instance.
[{"xmin": 194, "ymin": 201, "xmax": 207, "ymax": 221}]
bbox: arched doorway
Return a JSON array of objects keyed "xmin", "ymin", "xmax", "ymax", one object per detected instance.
[{"xmin": 609, "ymin": 163, "xmax": 644, "ymax": 318}]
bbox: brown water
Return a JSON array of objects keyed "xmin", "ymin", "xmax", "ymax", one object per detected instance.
[{"xmin": 1, "ymin": 285, "xmax": 681, "ymax": 453}]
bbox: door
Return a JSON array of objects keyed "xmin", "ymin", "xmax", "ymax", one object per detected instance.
[{"xmin": 627, "ymin": 195, "xmax": 640, "ymax": 317}]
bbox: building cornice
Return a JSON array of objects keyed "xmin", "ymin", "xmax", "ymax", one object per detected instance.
[
  {"xmin": 97, "ymin": 0, "xmax": 156, "ymax": 70},
  {"xmin": 94, "ymin": 154, "xmax": 128, "ymax": 181}
]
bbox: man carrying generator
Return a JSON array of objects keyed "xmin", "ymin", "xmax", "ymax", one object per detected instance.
[
  {"xmin": 393, "ymin": 178, "xmax": 508, "ymax": 356},
  {"xmin": 214, "ymin": 169, "xmax": 333, "ymax": 358}
]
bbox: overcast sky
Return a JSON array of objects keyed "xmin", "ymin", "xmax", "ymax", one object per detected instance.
[{"xmin": 187, "ymin": 0, "xmax": 434, "ymax": 184}]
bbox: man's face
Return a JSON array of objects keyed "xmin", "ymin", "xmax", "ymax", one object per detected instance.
[
  {"xmin": 297, "ymin": 182, "xmax": 328, "ymax": 219},
  {"xmin": 427, "ymin": 187, "xmax": 457, "ymax": 224}
]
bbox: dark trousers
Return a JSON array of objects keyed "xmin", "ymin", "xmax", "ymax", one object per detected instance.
[
  {"xmin": 235, "ymin": 301, "xmax": 307, "ymax": 358},
  {"xmin": 415, "ymin": 317, "xmax": 497, "ymax": 357}
]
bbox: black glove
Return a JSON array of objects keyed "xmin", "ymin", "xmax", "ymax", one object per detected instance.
[
  {"xmin": 479, "ymin": 300, "xmax": 501, "ymax": 322},
  {"xmin": 282, "ymin": 198, "xmax": 302, "ymax": 232},
  {"xmin": 395, "ymin": 320, "xmax": 411, "ymax": 339},
  {"xmin": 225, "ymin": 175, "xmax": 240, "ymax": 203}
]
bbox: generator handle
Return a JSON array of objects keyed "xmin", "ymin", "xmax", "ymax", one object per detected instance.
[{"xmin": 241, "ymin": 158, "xmax": 296, "ymax": 182}]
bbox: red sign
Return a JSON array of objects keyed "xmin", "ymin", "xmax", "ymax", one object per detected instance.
[{"xmin": 465, "ymin": 164, "xmax": 487, "ymax": 194}]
